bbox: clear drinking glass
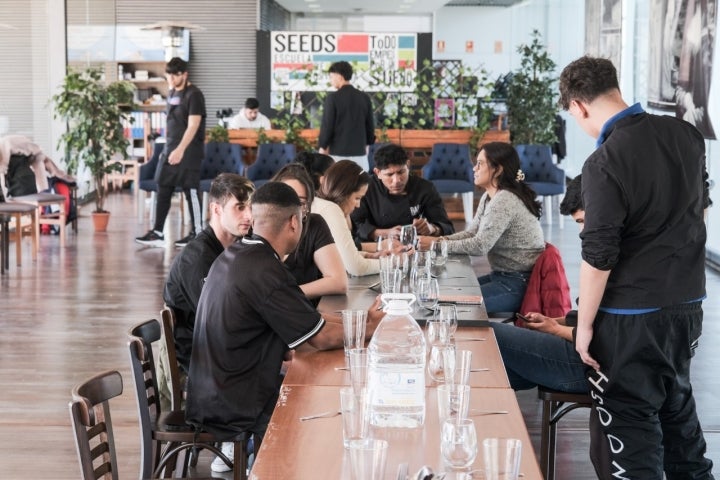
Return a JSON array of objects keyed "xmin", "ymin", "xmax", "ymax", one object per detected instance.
[
  {"xmin": 399, "ymin": 224, "xmax": 417, "ymax": 251},
  {"xmin": 417, "ymin": 277, "xmax": 439, "ymax": 311},
  {"xmin": 428, "ymin": 343, "xmax": 456, "ymax": 383},
  {"xmin": 435, "ymin": 303, "xmax": 458, "ymax": 337},
  {"xmin": 413, "ymin": 249, "xmax": 433, "ymax": 270},
  {"xmin": 409, "ymin": 265, "xmax": 431, "ymax": 294},
  {"xmin": 426, "ymin": 319, "xmax": 451, "ymax": 348},
  {"xmin": 430, "ymin": 238, "xmax": 449, "ymax": 266},
  {"xmin": 441, "ymin": 418, "xmax": 478, "ymax": 469}
]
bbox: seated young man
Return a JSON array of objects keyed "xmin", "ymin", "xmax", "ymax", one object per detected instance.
[
  {"xmin": 350, "ymin": 144, "xmax": 454, "ymax": 242},
  {"xmin": 185, "ymin": 182, "xmax": 384, "ymax": 465}
]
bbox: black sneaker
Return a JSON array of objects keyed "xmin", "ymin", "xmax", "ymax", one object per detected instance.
[
  {"xmin": 174, "ymin": 232, "xmax": 196, "ymax": 248},
  {"xmin": 135, "ymin": 230, "xmax": 165, "ymax": 247}
]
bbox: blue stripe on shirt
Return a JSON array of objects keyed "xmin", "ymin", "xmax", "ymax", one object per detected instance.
[{"xmin": 598, "ymin": 296, "xmax": 706, "ymax": 315}]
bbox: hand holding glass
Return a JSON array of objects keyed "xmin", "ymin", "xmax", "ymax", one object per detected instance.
[{"xmin": 430, "ymin": 238, "xmax": 449, "ymax": 266}]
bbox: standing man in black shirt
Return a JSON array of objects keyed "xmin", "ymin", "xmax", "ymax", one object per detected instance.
[
  {"xmin": 186, "ymin": 182, "xmax": 383, "ymax": 457},
  {"xmin": 351, "ymin": 143, "xmax": 453, "ymax": 242},
  {"xmin": 560, "ymin": 56, "xmax": 713, "ymax": 478},
  {"xmin": 318, "ymin": 61, "xmax": 375, "ymax": 171},
  {"xmin": 136, "ymin": 57, "xmax": 206, "ymax": 248}
]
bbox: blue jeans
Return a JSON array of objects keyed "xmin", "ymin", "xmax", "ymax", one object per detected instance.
[
  {"xmin": 477, "ymin": 271, "xmax": 530, "ymax": 313},
  {"xmin": 491, "ymin": 322, "xmax": 589, "ymax": 393}
]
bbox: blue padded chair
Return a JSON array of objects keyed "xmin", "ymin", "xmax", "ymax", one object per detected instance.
[
  {"xmin": 246, "ymin": 143, "xmax": 296, "ymax": 188},
  {"xmin": 367, "ymin": 142, "xmax": 391, "ymax": 172},
  {"xmin": 200, "ymin": 142, "xmax": 244, "ymax": 215},
  {"xmin": 516, "ymin": 144, "xmax": 566, "ymax": 228},
  {"xmin": 422, "ymin": 143, "xmax": 475, "ymax": 224}
]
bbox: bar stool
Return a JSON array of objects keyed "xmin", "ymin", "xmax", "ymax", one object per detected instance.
[
  {"xmin": 9, "ymin": 192, "xmax": 67, "ymax": 247},
  {"xmin": 0, "ymin": 202, "xmax": 39, "ymax": 273},
  {"xmin": 537, "ymin": 385, "xmax": 593, "ymax": 480}
]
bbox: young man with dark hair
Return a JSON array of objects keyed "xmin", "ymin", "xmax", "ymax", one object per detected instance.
[
  {"xmin": 351, "ymin": 143, "xmax": 453, "ymax": 241},
  {"xmin": 227, "ymin": 97, "xmax": 271, "ymax": 130},
  {"xmin": 186, "ymin": 181, "xmax": 383, "ymax": 460},
  {"xmin": 318, "ymin": 61, "xmax": 375, "ymax": 171},
  {"xmin": 560, "ymin": 56, "xmax": 713, "ymax": 478},
  {"xmin": 136, "ymin": 57, "xmax": 206, "ymax": 248},
  {"xmin": 559, "ymin": 174, "xmax": 583, "ymax": 223}
]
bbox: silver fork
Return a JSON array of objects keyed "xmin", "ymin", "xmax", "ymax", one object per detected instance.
[{"xmin": 299, "ymin": 410, "xmax": 341, "ymax": 421}]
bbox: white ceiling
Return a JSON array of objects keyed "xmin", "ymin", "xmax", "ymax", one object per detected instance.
[{"xmin": 274, "ymin": 0, "xmax": 452, "ymax": 15}]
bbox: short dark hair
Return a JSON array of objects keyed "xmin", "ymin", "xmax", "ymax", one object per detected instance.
[
  {"xmin": 328, "ymin": 61, "xmax": 353, "ymax": 81},
  {"xmin": 208, "ymin": 173, "xmax": 254, "ymax": 207},
  {"xmin": 165, "ymin": 57, "xmax": 188, "ymax": 75},
  {"xmin": 244, "ymin": 97, "xmax": 260, "ymax": 109},
  {"xmin": 294, "ymin": 151, "xmax": 334, "ymax": 191},
  {"xmin": 251, "ymin": 181, "xmax": 301, "ymax": 209},
  {"xmin": 559, "ymin": 56, "xmax": 619, "ymax": 110},
  {"xmin": 373, "ymin": 144, "xmax": 408, "ymax": 170},
  {"xmin": 318, "ymin": 160, "xmax": 369, "ymax": 206},
  {"xmin": 559, "ymin": 175, "xmax": 583, "ymax": 215}
]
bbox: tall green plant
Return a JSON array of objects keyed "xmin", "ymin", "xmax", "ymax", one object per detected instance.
[
  {"xmin": 52, "ymin": 68, "xmax": 135, "ymax": 213},
  {"xmin": 506, "ymin": 30, "xmax": 559, "ymax": 146}
]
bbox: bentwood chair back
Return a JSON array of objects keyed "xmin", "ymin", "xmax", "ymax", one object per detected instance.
[
  {"xmin": 69, "ymin": 370, "xmax": 123, "ymax": 480},
  {"xmin": 127, "ymin": 319, "xmax": 249, "ymax": 479},
  {"xmin": 159, "ymin": 306, "xmax": 184, "ymax": 411}
]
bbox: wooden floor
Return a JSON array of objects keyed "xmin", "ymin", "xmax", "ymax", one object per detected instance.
[{"xmin": 0, "ymin": 190, "xmax": 717, "ymax": 479}]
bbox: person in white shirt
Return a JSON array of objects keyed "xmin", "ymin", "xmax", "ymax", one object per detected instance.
[{"xmin": 227, "ymin": 98, "xmax": 271, "ymax": 130}]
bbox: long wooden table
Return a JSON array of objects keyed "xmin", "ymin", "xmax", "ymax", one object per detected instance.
[
  {"xmin": 250, "ymin": 386, "xmax": 540, "ymax": 479},
  {"xmin": 250, "ymin": 254, "xmax": 542, "ymax": 479},
  {"xmin": 284, "ymin": 329, "xmax": 509, "ymax": 389}
]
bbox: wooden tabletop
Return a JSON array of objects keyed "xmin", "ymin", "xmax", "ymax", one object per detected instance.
[
  {"xmin": 285, "ymin": 327, "xmax": 509, "ymax": 389},
  {"xmin": 250, "ymin": 385, "xmax": 542, "ymax": 480}
]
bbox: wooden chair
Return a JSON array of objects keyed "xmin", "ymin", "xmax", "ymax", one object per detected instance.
[
  {"xmin": 127, "ymin": 319, "xmax": 249, "ymax": 479},
  {"xmin": 69, "ymin": 369, "xmax": 216, "ymax": 480},
  {"xmin": 159, "ymin": 306, "xmax": 184, "ymax": 411},
  {"xmin": 537, "ymin": 385, "xmax": 593, "ymax": 480},
  {"xmin": 9, "ymin": 192, "xmax": 68, "ymax": 247},
  {"xmin": 69, "ymin": 370, "xmax": 123, "ymax": 480},
  {"xmin": 0, "ymin": 202, "xmax": 38, "ymax": 271}
]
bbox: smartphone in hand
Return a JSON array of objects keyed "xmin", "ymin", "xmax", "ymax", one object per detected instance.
[{"xmin": 516, "ymin": 312, "xmax": 532, "ymax": 322}]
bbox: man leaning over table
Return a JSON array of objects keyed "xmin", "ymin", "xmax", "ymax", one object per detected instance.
[
  {"xmin": 351, "ymin": 143, "xmax": 454, "ymax": 242},
  {"xmin": 227, "ymin": 97, "xmax": 272, "ymax": 130},
  {"xmin": 185, "ymin": 182, "xmax": 384, "ymax": 469}
]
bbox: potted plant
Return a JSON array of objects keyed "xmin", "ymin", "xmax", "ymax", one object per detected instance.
[
  {"xmin": 506, "ymin": 30, "xmax": 559, "ymax": 146},
  {"xmin": 52, "ymin": 67, "xmax": 135, "ymax": 231}
]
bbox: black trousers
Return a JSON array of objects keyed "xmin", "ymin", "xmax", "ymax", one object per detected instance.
[
  {"xmin": 587, "ymin": 303, "xmax": 714, "ymax": 479},
  {"xmin": 153, "ymin": 185, "xmax": 202, "ymax": 235}
]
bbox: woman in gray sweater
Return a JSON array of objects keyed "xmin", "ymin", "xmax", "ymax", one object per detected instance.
[{"xmin": 420, "ymin": 142, "xmax": 545, "ymax": 312}]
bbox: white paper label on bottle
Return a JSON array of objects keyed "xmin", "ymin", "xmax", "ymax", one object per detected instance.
[{"xmin": 368, "ymin": 366, "xmax": 425, "ymax": 406}]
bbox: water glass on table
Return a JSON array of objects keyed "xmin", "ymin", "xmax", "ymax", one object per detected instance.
[
  {"xmin": 437, "ymin": 383, "xmax": 471, "ymax": 424},
  {"xmin": 430, "ymin": 238, "xmax": 449, "ymax": 266},
  {"xmin": 380, "ymin": 267, "xmax": 402, "ymax": 294},
  {"xmin": 413, "ymin": 249, "xmax": 433, "ymax": 270},
  {"xmin": 435, "ymin": 303, "xmax": 458, "ymax": 337},
  {"xmin": 429, "ymin": 343, "xmax": 456, "ymax": 383},
  {"xmin": 342, "ymin": 310, "xmax": 367, "ymax": 357},
  {"xmin": 482, "ymin": 438, "xmax": 522, "ymax": 480},
  {"xmin": 349, "ymin": 438, "xmax": 388, "ymax": 480},
  {"xmin": 447, "ymin": 349, "xmax": 473, "ymax": 386},
  {"xmin": 417, "ymin": 276, "xmax": 439, "ymax": 311},
  {"xmin": 348, "ymin": 347, "xmax": 368, "ymax": 394},
  {"xmin": 440, "ymin": 418, "xmax": 478, "ymax": 470},
  {"xmin": 340, "ymin": 386, "xmax": 370, "ymax": 449}
]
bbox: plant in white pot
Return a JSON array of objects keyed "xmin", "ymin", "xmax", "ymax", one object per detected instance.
[{"xmin": 52, "ymin": 67, "xmax": 135, "ymax": 231}]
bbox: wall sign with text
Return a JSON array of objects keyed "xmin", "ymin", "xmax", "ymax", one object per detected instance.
[{"xmin": 270, "ymin": 31, "xmax": 417, "ymax": 92}]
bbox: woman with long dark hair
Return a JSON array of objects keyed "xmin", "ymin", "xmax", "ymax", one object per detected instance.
[
  {"xmin": 271, "ymin": 163, "xmax": 347, "ymax": 302},
  {"xmin": 419, "ymin": 142, "xmax": 545, "ymax": 312},
  {"xmin": 313, "ymin": 160, "xmax": 380, "ymax": 276}
]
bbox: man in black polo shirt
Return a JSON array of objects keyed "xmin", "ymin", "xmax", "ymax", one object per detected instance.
[
  {"xmin": 560, "ymin": 56, "xmax": 713, "ymax": 478},
  {"xmin": 186, "ymin": 182, "xmax": 383, "ymax": 457},
  {"xmin": 351, "ymin": 143, "xmax": 454, "ymax": 242},
  {"xmin": 162, "ymin": 173, "xmax": 254, "ymax": 378}
]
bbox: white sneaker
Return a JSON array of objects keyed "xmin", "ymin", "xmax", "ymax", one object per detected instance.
[{"xmin": 210, "ymin": 442, "xmax": 234, "ymax": 473}]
